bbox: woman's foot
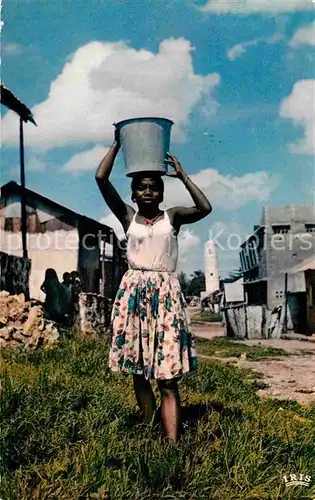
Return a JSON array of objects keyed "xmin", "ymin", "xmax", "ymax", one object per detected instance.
[
  {"xmin": 157, "ymin": 379, "xmax": 181, "ymax": 442},
  {"xmin": 133, "ymin": 374, "xmax": 156, "ymax": 422}
]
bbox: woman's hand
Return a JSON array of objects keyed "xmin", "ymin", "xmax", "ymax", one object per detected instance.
[
  {"xmin": 165, "ymin": 153, "xmax": 186, "ymax": 180},
  {"xmin": 113, "ymin": 125, "xmax": 121, "ymax": 149}
]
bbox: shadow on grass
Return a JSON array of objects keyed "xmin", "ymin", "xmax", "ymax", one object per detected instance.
[
  {"xmin": 122, "ymin": 401, "xmax": 244, "ymax": 438},
  {"xmin": 181, "ymin": 402, "xmax": 244, "ymax": 424}
]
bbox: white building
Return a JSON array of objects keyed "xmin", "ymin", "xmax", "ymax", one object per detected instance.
[
  {"xmin": 204, "ymin": 240, "xmax": 220, "ymax": 293},
  {"xmin": 200, "ymin": 240, "xmax": 220, "ymax": 303}
]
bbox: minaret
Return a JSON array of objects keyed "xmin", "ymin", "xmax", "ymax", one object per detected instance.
[{"xmin": 204, "ymin": 240, "xmax": 220, "ymax": 294}]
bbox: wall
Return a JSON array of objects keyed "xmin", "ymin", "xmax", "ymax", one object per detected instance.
[
  {"xmin": 0, "ymin": 251, "xmax": 31, "ymax": 296},
  {"xmin": 224, "ymin": 278, "xmax": 244, "ymax": 303},
  {"xmin": 306, "ymin": 270, "xmax": 315, "ymax": 332},
  {"xmin": 267, "ymin": 271, "xmax": 306, "ymax": 309},
  {"xmin": 78, "ymin": 232, "xmax": 100, "ymax": 293},
  {"xmin": 0, "ymin": 229, "xmax": 79, "ymax": 300},
  {"xmin": 224, "ymin": 304, "xmax": 288, "ymax": 339},
  {"xmin": 247, "ymin": 306, "xmax": 263, "ymax": 339},
  {"xmin": 224, "ymin": 305, "xmax": 247, "ymax": 339},
  {"xmin": 264, "ymin": 204, "xmax": 315, "ymax": 308}
]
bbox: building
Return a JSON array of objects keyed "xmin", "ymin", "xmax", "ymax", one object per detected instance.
[
  {"xmin": 282, "ymin": 255, "xmax": 315, "ymax": 333},
  {"xmin": 240, "ymin": 203, "xmax": 315, "ymax": 309},
  {"xmin": 201, "ymin": 239, "xmax": 220, "ymax": 300},
  {"xmin": 0, "ymin": 181, "xmax": 126, "ymax": 300}
]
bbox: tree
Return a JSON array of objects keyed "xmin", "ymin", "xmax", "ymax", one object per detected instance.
[
  {"xmin": 187, "ymin": 270, "xmax": 205, "ymax": 297},
  {"xmin": 178, "ymin": 271, "xmax": 189, "ymax": 297}
]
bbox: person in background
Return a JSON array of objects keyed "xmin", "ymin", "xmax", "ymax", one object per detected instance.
[
  {"xmin": 40, "ymin": 268, "xmax": 63, "ymax": 322},
  {"xmin": 70, "ymin": 271, "xmax": 82, "ymax": 302},
  {"xmin": 60, "ymin": 272, "xmax": 74, "ymax": 322}
]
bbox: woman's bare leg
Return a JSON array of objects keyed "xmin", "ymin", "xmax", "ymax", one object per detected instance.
[
  {"xmin": 157, "ymin": 379, "xmax": 181, "ymax": 442},
  {"xmin": 132, "ymin": 374, "xmax": 156, "ymax": 422}
]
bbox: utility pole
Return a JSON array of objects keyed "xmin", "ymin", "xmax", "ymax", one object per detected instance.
[
  {"xmin": 1, "ymin": 84, "xmax": 37, "ymax": 258},
  {"xmin": 19, "ymin": 117, "xmax": 28, "ymax": 258},
  {"xmin": 283, "ymin": 272, "xmax": 288, "ymax": 333}
]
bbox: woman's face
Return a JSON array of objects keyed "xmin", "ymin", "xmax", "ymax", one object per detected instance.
[{"xmin": 132, "ymin": 177, "xmax": 163, "ymax": 206}]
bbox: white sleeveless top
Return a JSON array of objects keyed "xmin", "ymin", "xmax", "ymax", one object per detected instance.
[{"xmin": 126, "ymin": 211, "xmax": 178, "ymax": 272}]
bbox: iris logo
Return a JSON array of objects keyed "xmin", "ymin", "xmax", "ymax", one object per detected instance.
[{"xmin": 283, "ymin": 473, "xmax": 311, "ymax": 487}]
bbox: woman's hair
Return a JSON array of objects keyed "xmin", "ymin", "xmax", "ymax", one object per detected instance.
[
  {"xmin": 131, "ymin": 172, "xmax": 164, "ymax": 196},
  {"xmin": 44, "ymin": 268, "xmax": 59, "ymax": 282}
]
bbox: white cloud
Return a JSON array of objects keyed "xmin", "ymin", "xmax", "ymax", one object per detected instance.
[
  {"xmin": 289, "ymin": 21, "xmax": 315, "ymax": 47},
  {"xmin": 227, "ymin": 33, "xmax": 284, "ymax": 61},
  {"xmin": 199, "ymin": 0, "xmax": 313, "ymax": 14},
  {"xmin": 227, "ymin": 40, "xmax": 258, "ymax": 61},
  {"xmin": 279, "ymin": 79, "xmax": 314, "ymax": 155},
  {"xmin": 177, "ymin": 228, "xmax": 201, "ymax": 262},
  {"xmin": 2, "ymin": 43, "xmax": 24, "ymax": 56},
  {"xmin": 27, "ymin": 156, "xmax": 47, "ymax": 172},
  {"xmin": 1, "ymin": 38, "xmax": 220, "ymax": 151},
  {"xmin": 161, "ymin": 168, "xmax": 279, "ymax": 210},
  {"xmin": 8, "ymin": 155, "xmax": 47, "ymax": 176},
  {"xmin": 61, "ymin": 145, "xmax": 109, "ymax": 173}
]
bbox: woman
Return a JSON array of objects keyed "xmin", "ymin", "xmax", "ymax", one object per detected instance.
[
  {"xmin": 95, "ymin": 129, "xmax": 212, "ymax": 442},
  {"xmin": 40, "ymin": 268, "xmax": 63, "ymax": 322}
]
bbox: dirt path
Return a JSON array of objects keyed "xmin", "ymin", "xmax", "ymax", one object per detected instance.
[
  {"xmin": 192, "ymin": 321, "xmax": 315, "ymax": 405},
  {"xmin": 198, "ymin": 354, "xmax": 315, "ymax": 405}
]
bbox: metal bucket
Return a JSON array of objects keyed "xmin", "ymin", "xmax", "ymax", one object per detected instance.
[{"xmin": 115, "ymin": 117, "xmax": 174, "ymax": 177}]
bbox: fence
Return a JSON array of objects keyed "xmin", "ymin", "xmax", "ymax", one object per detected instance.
[{"xmin": 223, "ymin": 303, "xmax": 287, "ymax": 339}]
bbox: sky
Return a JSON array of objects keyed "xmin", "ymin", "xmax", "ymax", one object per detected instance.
[{"xmin": 1, "ymin": 0, "xmax": 314, "ymax": 277}]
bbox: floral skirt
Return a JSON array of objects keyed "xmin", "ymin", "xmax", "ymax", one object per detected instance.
[{"xmin": 108, "ymin": 269, "xmax": 197, "ymax": 380}]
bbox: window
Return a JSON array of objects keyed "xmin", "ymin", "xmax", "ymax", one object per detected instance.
[
  {"xmin": 275, "ymin": 290, "xmax": 284, "ymax": 299},
  {"xmin": 305, "ymin": 224, "xmax": 315, "ymax": 233},
  {"xmin": 272, "ymin": 225, "xmax": 290, "ymax": 234},
  {"xmin": 240, "ymin": 251, "xmax": 247, "ymax": 271}
]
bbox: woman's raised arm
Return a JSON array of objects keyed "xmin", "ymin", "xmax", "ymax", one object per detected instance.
[{"xmin": 95, "ymin": 131, "xmax": 135, "ymax": 232}]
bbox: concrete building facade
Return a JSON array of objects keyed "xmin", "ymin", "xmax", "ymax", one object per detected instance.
[{"xmin": 240, "ymin": 203, "xmax": 315, "ymax": 309}]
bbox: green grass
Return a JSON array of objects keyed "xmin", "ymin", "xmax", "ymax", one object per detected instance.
[
  {"xmin": 195, "ymin": 338, "xmax": 290, "ymax": 360},
  {"xmin": 1, "ymin": 335, "xmax": 315, "ymax": 499},
  {"xmin": 191, "ymin": 311, "xmax": 222, "ymax": 323}
]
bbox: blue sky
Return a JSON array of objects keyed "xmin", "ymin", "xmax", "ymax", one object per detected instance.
[{"xmin": 1, "ymin": 0, "xmax": 314, "ymax": 276}]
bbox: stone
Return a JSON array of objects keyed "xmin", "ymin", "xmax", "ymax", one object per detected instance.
[
  {"xmin": 25, "ymin": 331, "xmax": 42, "ymax": 350},
  {"xmin": 44, "ymin": 328, "xmax": 60, "ymax": 349},
  {"xmin": 6, "ymin": 340, "xmax": 20, "ymax": 349},
  {"xmin": 12, "ymin": 331, "xmax": 27, "ymax": 343},
  {"xmin": 0, "ymin": 327, "xmax": 12, "ymax": 340},
  {"xmin": 0, "ymin": 290, "xmax": 60, "ymax": 350},
  {"xmin": 37, "ymin": 319, "xmax": 45, "ymax": 331},
  {"xmin": 0, "ymin": 316, "xmax": 8, "ymax": 326},
  {"xmin": 16, "ymin": 294, "xmax": 25, "ymax": 304},
  {"xmin": 23, "ymin": 306, "xmax": 42, "ymax": 335}
]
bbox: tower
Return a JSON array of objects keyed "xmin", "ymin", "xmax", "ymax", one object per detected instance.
[{"xmin": 204, "ymin": 240, "xmax": 220, "ymax": 294}]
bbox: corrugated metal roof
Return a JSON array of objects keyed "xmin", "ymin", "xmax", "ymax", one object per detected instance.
[{"xmin": 1, "ymin": 181, "xmax": 114, "ymax": 236}]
